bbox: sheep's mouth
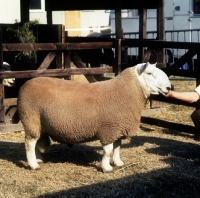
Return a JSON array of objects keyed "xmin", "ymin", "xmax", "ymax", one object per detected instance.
[{"xmin": 158, "ymin": 89, "xmax": 171, "ymax": 96}]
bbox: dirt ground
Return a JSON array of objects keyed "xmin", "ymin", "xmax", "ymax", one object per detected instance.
[{"xmin": 0, "ymin": 78, "xmax": 200, "ymax": 198}]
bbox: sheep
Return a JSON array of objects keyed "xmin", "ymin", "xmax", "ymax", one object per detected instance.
[
  {"xmin": 17, "ymin": 62, "xmax": 171, "ymax": 172},
  {"xmin": 1, "ymin": 62, "xmax": 15, "ymax": 87}
]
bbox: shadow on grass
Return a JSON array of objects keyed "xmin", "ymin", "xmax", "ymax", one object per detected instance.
[
  {"xmin": 0, "ymin": 141, "xmax": 102, "ymax": 169},
  {"xmin": 0, "ymin": 132, "xmax": 200, "ymax": 170},
  {"xmin": 1, "ymin": 134, "xmax": 200, "ymax": 197},
  {"xmin": 36, "ymin": 168, "xmax": 200, "ymax": 197},
  {"xmin": 36, "ymin": 136, "xmax": 200, "ymax": 198},
  {"xmin": 0, "ymin": 141, "xmax": 27, "ymax": 168}
]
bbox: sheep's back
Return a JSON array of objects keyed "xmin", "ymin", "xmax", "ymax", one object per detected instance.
[{"xmin": 18, "ymin": 77, "xmax": 101, "ymax": 143}]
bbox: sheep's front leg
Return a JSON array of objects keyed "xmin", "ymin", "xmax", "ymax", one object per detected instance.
[
  {"xmin": 101, "ymin": 143, "xmax": 113, "ymax": 172},
  {"xmin": 25, "ymin": 138, "xmax": 40, "ymax": 169},
  {"xmin": 113, "ymin": 139, "xmax": 124, "ymax": 167}
]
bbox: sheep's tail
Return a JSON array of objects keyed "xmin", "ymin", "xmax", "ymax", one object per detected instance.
[{"xmin": 36, "ymin": 133, "xmax": 51, "ymax": 153}]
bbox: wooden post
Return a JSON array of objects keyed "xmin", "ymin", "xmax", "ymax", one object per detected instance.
[
  {"xmin": 139, "ymin": 8, "xmax": 147, "ymax": 62},
  {"xmin": 114, "ymin": 0, "xmax": 122, "ymax": 76},
  {"xmin": 45, "ymin": 0, "xmax": 53, "ymax": 24},
  {"xmin": 196, "ymin": 50, "xmax": 200, "ymax": 87},
  {"xmin": 0, "ymin": 84, "xmax": 4, "ymax": 122},
  {"xmin": 151, "ymin": 0, "xmax": 166, "ymax": 109},
  {"xmin": 157, "ymin": 0, "xmax": 165, "ymax": 65},
  {"xmin": 56, "ymin": 25, "xmax": 65, "ymax": 69},
  {"xmin": 0, "ymin": 28, "xmax": 4, "ymax": 122},
  {"xmin": 20, "ymin": 0, "xmax": 29, "ymax": 23}
]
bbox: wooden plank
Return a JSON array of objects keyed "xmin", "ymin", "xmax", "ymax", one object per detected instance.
[
  {"xmin": 122, "ymin": 39, "xmax": 200, "ymax": 49},
  {"xmin": 46, "ymin": 0, "xmax": 160, "ymax": 11},
  {"xmin": 156, "ymin": 0, "xmax": 165, "ymax": 64},
  {"xmin": 114, "ymin": 2, "xmax": 122, "ymax": 75},
  {"xmin": 195, "ymin": 50, "xmax": 200, "ymax": 86},
  {"xmin": 38, "ymin": 52, "xmax": 56, "ymax": 70},
  {"xmin": 71, "ymin": 51, "xmax": 97, "ymax": 83},
  {"xmin": 4, "ymin": 98, "xmax": 17, "ymax": 107},
  {"xmin": 5, "ymin": 106, "xmax": 17, "ymax": 124},
  {"xmin": 64, "ymin": 52, "xmax": 71, "ymax": 68},
  {"xmin": 0, "ymin": 84, "xmax": 4, "ymax": 122},
  {"xmin": 115, "ymin": 39, "xmax": 122, "ymax": 75},
  {"xmin": 20, "ymin": 0, "xmax": 29, "ymax": 23},
  {"xmin": 0, "ymin": 123, "xmax": 24, "ymax": 133},
  {"xmin": 2, "ymin": 40, "xmax": 200, "ymax": 52},
  {"xmin": 167, "ymin": 48, "xmax": 198, "ymax": 75},
  {"xmin": 0, "ymin": 67, "xmax": 113, "ymax": 79},
  {"xmin": 1, "ymin": 42, "xmax": 114, "ymax": 51},
  {"xmin": 141, "ymin": 107, "xmax": 166, "ymax": 117},
  {"xmin": 139, "ymin": 8, "xmax": 147, "ymax": 62},
  {"xmin": 141, "ymin": 117, "xmax": 194, "ymax": 133}
]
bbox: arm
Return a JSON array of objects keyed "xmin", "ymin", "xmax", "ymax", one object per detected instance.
[{"xmin": 165, "ymin": 90, "xmax": 199, "ymax": 103}]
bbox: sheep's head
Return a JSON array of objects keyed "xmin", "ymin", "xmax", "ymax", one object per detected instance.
[
  {"xmin": 134, "ymin": 62, "xmax": 171, "ymax": 98},
  {"xmin": 1, "ymin": 62, "xmax": 15, "ymax": 87}
]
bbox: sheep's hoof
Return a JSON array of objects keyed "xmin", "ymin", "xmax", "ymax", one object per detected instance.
[
  {"xmin": 102, "ymin": 165, "xmax": 113, "ymax": 173},
  {"xmin": 29, "ymin": 163, "xmax": 40, "ymax": 170},
  {"xmin": 114, "ymin": 160, "xmax": 124, "ymax": 167},
  {"xmin": 36, "ymin": 159, "xmax": 44, "ymax": 163}
]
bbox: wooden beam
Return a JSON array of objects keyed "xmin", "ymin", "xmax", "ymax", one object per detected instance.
[
  {"xmin": 45, "ymin": 0, "xmax": 160, "ymax": 10},
  {"xmin": 45, "ymin": 0, "xmax": 53, "ymax": 24},
  {"xmin": 139, "ymin": 8, "xmax": 147, "ymax": 62},
  {"xmin": 0, "ymin": 84, "xmax": 4, "ymax": 122},
  {"xmin": 0, "ymin": 67, "xmax": 113, "ymax": 79},
  {"xmin": 4, "ymin": 98, "xmax": 18, "ymax": 107},
  {"xmin": 114, "ymin": 0, "xmax": 122, "ymax": 75},
  {"xmin": 156, "ymin": 0, "xmax": 165, "ymax": 64},
  {"xmin": 122, "ymin": 39, "xmax": 200, "ymax": 49},
  {"xmin": 0, "ymin": 123, "xmax": 24, "ymax": 133},
  {"xmin": 20, "ymin": 0, "xmax": 29, "ymax": 23},
  {"xmin": 157, "ymin": 0, "xmax": 165, "ymax": 40},
  {"xmin": 195, "ymin": 50, "xmax": 200, "ymax": 87},
  {"xmin": 1, "ymin": 42, "xmax": 114, "ymax": 51},
  {"xmin": 38, "ymin": 52, "xmax": 56, "ymax": 70},
  {"xmin": 141, "ymin": 117, "xmax": 194, "ymax": 133},
  {"xmin": 2, "ymin": 40, "xmax": 200, "ymax": 52},
  {"xmin": 167, "ymin": 48, "xmax": 199, "ymax": 76},
  {"xmin": 70, "ymin": 51, "xmax": 97, "ymax": 83}
]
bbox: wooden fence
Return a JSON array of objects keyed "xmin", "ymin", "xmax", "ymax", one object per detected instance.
[{"xmin": 1, "ymin": 37, "xmax": 200, "ymax": 133}]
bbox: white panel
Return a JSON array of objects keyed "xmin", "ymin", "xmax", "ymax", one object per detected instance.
[{"xmin": 0, "ymin": 0, "xmax": 20, "ymax": 23}]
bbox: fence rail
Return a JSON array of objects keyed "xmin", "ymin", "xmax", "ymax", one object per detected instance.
[{"xmin": 104, "ymin": 28, "xmax": 200, "ymax": 68}]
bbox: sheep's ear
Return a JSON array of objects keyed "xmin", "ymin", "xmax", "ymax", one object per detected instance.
[
  {"xmin": 143, "ymin": 62, "xmax": 157, "ymax": 74},
  {"xmin": 135, "ymin": 63, "xmax": 147, "ymax": 75}
]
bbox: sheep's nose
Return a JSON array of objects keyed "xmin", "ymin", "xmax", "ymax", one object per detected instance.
[
  {"xmin": 167, "ymin": 87, "xmax": 171, "ymax": 91},
  {"xmin": 169, "ymin": 85, "xmax": 174, "ymax": 91}
]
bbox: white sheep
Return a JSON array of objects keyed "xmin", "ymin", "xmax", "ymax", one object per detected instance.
[
  {"xmin": 17, "ymin": 62, "xmax": 171, "ymax": 172},
  {"xmin": 1, "ymin": 62, "xmax": 15, "ymax": 87}
]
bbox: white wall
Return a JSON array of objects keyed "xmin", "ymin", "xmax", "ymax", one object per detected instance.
[
  {"xmin": 80, "ymin": 10, "xmax": 110, "ymax": 36},
  {"xmin": 30, "ymin": 11, "xmax": 65, "ymax": 24},
  {"xmin": 0, "ymin": 0, "xmax": 21, "ymax": 23},
  {"xmin": 0, "ymin": 0, "xmax": 65, "ymax": 25}
]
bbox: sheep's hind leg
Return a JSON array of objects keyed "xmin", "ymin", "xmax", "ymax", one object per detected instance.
[
  {"xmin": 101, "ymin": 143, "xmax": 113, "ymax": 172},
  {"xmin": 35, "ymin": 147, "xmax": 43, "ymax": 163},
  {"xmin": 35, "ymin": 133, "xmax": 51, "ymax": 163},
  {"xmin": 25, "ymin": 138, "xmax": 40, "ymax": 170},
  {"xmin": 113, "ymin": 139, "xmax": 124, "ymax": 167}
]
